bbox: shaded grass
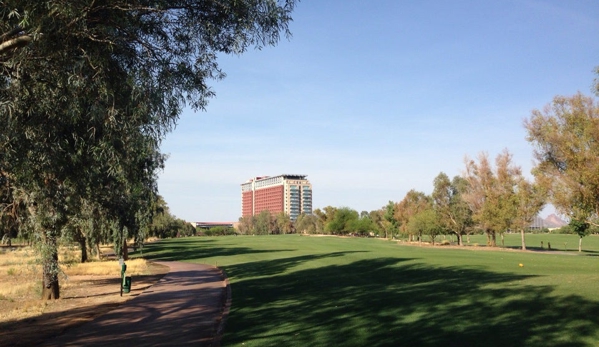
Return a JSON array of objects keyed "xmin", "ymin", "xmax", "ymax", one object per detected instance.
[{"xmin": 140, "ymin": 235, "xmax": 599, "ymax": 347}]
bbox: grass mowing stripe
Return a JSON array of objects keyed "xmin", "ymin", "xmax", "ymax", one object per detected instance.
[{"xmin": 140, "ymin": 235, "xmax": 599, "ymax": 347}]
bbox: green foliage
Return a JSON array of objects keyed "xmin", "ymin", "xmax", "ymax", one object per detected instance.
[
  {"xmin": 325, "ymin": 207, "xmax": 359, "ymax": 234},
  {"xmin": 200, "ymin": 226, "xmax": 237, "ymax": 236},
  {"xmin": 349, "ymin": 214, "xmax": 376, "ymax": 236},
  {"xmin": 463, "ymin": 150, "xmax": 525, "ymax": 247},
  {"xmin": 395, "ymin": 190, "xmax": 431, "ymax": 240},
  {"xmin": 407, "ymin": 208, "xmax": 442, "ymax": 244},
  {"xmin": 526, "ymin": 93, "xmax": 599, "ymax": 225},
  {"xmin": 528, "ymin": 227, "xmax": 551, "ymax": 234},
  {"xmin": 145, "ymin": 197, "xmax": 194, "ymax": 238},
  {"xmin": 569, "ymin": 219, "xmax": 590, "ymax": 238},
  {"xmin": 238, "ymin": 211, "xmax": 295, "ymax": 235},
  {"xmin": 255, "ymin": 210, "xmax": 273, "ymax": 235},
  {"xmin": 313, "ymin": 206, "xmax": 337, "ymax": 233},
  {"xmin": 382, "ymin": 201, "xmax": 398, "ymax": 239},
  {"xmin": 294, "ymin": 213, "xmax": 322, "ymax": 234},
  {"xmin": 1, "ymin": 1, "xmax": 296, "ymax": 298},
  {"xmin": 432, "ymin": 173, "xmax": 473, "ymax": 245}
]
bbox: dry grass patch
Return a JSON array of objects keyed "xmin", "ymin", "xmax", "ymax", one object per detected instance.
[{"xmin": 0, "ymin": 245, "xmax": 168, "ymax": 347}]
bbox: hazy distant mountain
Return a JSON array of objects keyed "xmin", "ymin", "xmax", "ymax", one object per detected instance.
[
  {"xmin": 529, "ymin": 214, "xmax": 567, "ymax": 230},
  {"xmin": 543, "ymin": 214, "xmax": 567, "ymax": 228}
]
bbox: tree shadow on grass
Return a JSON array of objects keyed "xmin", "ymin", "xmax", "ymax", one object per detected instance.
[
  {"xmin": 222, "ymin": 257, "xmax": 599, "ymax": 347},
  {"xmin": 137, "ymin": 238, "xmax": 296, "ymax": 262},
  {"xmin": 224, "ymin": 251, "xmax": 369, "ymax": 280}
]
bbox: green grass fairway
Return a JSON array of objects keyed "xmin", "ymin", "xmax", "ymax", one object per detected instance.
[{"xmin": 140, "ymin": 235, "xmax": 599, "ymax": 347}]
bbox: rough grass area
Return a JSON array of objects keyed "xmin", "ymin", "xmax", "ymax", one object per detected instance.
[
  {"xmin": 141, "ymin": 234, "xmax": 599, "ymax": 347},
  {"xmin": 0, "ymin": 245, "xmax": 168, "ymax": 347}
]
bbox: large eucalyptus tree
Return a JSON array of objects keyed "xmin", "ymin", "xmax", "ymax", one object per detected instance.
[
  {"xmin": 463, "ymin": 150, "xmax": 521, "ymax": 247},
  {"xmin": 0, "ymin": 0, "xmax": 296, "ymax": 299},
  {"xmin": 525, "ymin": 91, "xmax": 599, "ymax": 252},
  {"xmin": 432, "ymin": 172, "xmax": 473, "ymax": 246}
]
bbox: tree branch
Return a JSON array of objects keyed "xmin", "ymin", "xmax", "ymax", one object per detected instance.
[{"xmin": 0, "ymin": 35, "xmax": 32, "ymax": 54}]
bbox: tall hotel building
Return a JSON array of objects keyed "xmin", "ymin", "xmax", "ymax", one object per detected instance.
[{"xmin": 241, "ymin": 174, "xmax": 312, "ymax": 220}]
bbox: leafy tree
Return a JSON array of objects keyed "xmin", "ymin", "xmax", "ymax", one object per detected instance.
[
  {"xmin": 383, "ymin": 201, "xmax": 399, "ymax": 239},
  {"xmin": 274, "ymin": 212, "xmax": 293, "ymax": 234},
  {"xmin": 62, "ymin": 199, "xmax": 105, "ymax": 263},
  {"xmin": 407, "ymin": 208, "xmax": 442, "ymax": 245},
  {"xmin": 313, "ymin": 206, "xmax": 337, "ymax": 234},
  {"xmin": 569, "ymin": 219, "xmax": 590, "ymax": 252},
  {"xmin": 147, "ymin": 196, "xmax": 173, "ymax": 238},
  {"xmin": 432, "ymin": 173, "xmax": 473, "ymax": 246},
  {"xmin": 1, "ymin": 1, "xmax": 295, "ymax": 299},
  {"xmin": 0, "ymin": 173, "xmax": 28, "ymax": 246},
  {"xmin": 512, "ymin": 178, "xmax": 546, "ymax": 250},
  {"xmin": 326, "ymin": 207, "xmax": 359, "ymax": 235},
  {"xmin": 255, "ymin": 210, "xmax": 273, "ymax": 235},
  {"xmin": 350, "ymin": 213, "xmax": 376, "ymax": 236},
  {"xmin": 295, "ymin": 213, "xmax": 321, "ymax": 234},
  {"xmin": 395, "ymin": 190, "xmax": 431, "ymax": 241},
  {"xmin": 525, "ymin": 92, "xmax": 599, "ymax": 244},
  {"xmin": 238, "ymin": 215, "xmax": 255, "ymax": 235},
  {"xmin": 463, "ymin": 150, "xmax": 521, "ymax": 247},
  {"xmin": 369, "ymin": 209, "xmax": 386, "ymax": 238}
]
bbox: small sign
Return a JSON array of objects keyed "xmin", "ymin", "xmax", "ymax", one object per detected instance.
[{"xmin": 119, "ymin": 257, "xmax": 124, "ymax": 267}]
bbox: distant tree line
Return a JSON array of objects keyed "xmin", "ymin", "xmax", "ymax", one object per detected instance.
[{"xmin": 237, "ymin": 70, "xmax": 599, "ymax": 254}]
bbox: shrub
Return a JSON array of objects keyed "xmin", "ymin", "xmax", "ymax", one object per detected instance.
[{"xmin": 201, "ymin": 227, "xmax": 238, "ymax": 236}]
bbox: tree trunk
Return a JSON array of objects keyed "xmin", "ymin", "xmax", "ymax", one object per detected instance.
[
  {"xmin": 79, "ymin": 236, "xmax": 88, "ymax": 263},
  {"xmin": 501, "ymin": 233, "xmax": 504, "ymax": 247},
  {"xmin": 491, "ymin": 231, "xmax": 497, "ymax": 247},
  {"xmin": 74, "ymin": 229, "xmax": 88, "ymax": 263},
  {"xmin": 520, "ymin": 229, "xmax": 526, "ymax": 250},
  {"xmin": 95, "ymin": 242, "xmax": 102, "ymax": 260},
  {"xmin": 41, "ymin": 231, "xmax": 60, "ymax": 300},
  {"xmin": 579, "ymin": 237, "xmax": 582, "ymax": 252},
  {"xmin": 457, "ymin": 233, "xmax": 463, "ymax": 246},
  {"xmin": 123, "ymin": 238, "xmax": 129, "ymax": 260}
]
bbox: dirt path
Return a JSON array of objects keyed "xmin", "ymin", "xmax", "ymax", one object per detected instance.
[{"xmin": 41, "ymin": 261, "xmax": 230, "ymax": 347}]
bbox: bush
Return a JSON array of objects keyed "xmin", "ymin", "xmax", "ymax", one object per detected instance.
[{"xmin": 200, "ymin": 227, "xmax": 238, "ymax": 236}]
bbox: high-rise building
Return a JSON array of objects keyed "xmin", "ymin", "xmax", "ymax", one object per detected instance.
[{"xmin": 241, "ymin": 174, "xmax": 312, "ymax": 220}]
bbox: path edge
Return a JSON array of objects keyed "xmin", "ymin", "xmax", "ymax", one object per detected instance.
[{"xmin": 211, "ymin": 267, "xmax": 232, "ymax": 347}]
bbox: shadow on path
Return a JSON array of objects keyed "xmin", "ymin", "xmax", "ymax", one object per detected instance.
[{"xmin": 42, "ymin": 261, "xmax": 227, "ymax": 347}]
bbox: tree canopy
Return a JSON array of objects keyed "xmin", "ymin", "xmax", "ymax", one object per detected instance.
[
  {"xmin": 0, "ymin": 0, "xmax": 296, "ymax": 299},
  {"xmin": 463, "ymin": 150, "xmax": 522, "ymax": 247},
  {"xmin": 525, "ymin": 93, "xmax": 599, "ymax": 225},
  {"xmin": 432, "ymin": 173, "xmax": 472, "ymax": 246}
]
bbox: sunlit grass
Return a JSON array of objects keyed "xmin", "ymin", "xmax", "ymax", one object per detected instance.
[{"xmin": 141, "ymin": 234, "xmax": 599, "ymax": 347}]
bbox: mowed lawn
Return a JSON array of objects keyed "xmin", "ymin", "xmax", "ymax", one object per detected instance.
[{"xmin": 140, "ymin": 234, "xmax": 599, "ymax": 347}]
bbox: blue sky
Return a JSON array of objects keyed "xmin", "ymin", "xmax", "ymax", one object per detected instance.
[{"xmin": 157, "ymin": 0, "xmax": 599, "ymax": 222}]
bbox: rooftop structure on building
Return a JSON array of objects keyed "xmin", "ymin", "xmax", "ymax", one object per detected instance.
[{"xmin": 241, "ymin": 174, "xmax": 312, "ymax": 221}]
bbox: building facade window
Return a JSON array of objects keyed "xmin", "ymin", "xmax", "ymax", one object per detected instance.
[{"xmin": 241, "ymin": 174, "xmax": 312, "ymax": 221}]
